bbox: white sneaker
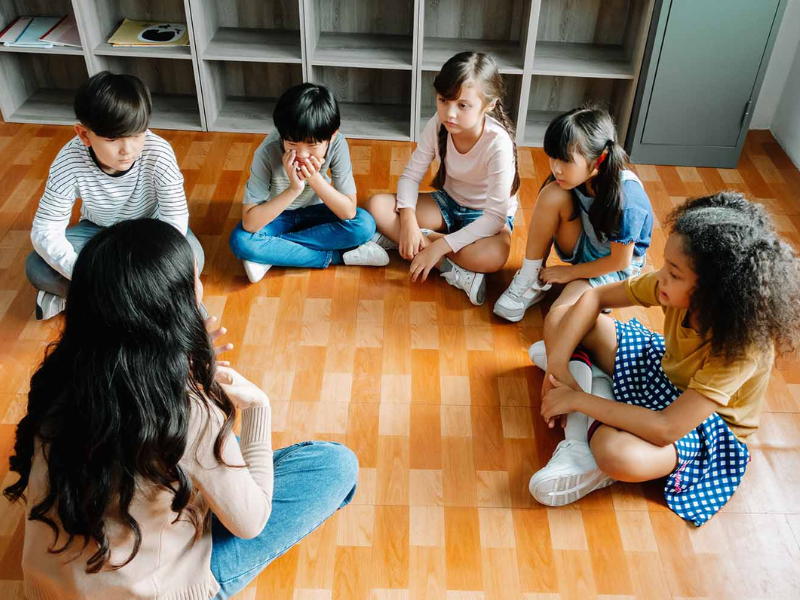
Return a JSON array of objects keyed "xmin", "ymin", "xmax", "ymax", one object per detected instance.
[
  {"xmin": 35, "ymin": 290, "xmax": 66, "ymax": 321},
  {"xmin": 529, "ymin": 340, "xmax": 612, "ymax": 384},
  {"xmin": 440, "ymin": 259, "xmax": 486, "ymax": 305},
  {"xmin": 529, "ymin": 439, "xmax": 615, "ymax": 506},
  {"xmin": 493, "ymin": 270, "xmax": 551, "ymax": 322},
  {"xmin": 343, "ymin": 241, "xmax": 390, "ymax": 266},
  {"xmin": 371, "ymin": 232, "xmax": 398, "ymax": 251},
  {"xmin": 243, "ymin": 260, "xmax": 272, "ymax": 283}
]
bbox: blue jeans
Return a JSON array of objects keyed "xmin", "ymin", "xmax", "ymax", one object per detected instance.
[
  {"xmin": 211, "ymin": 441, "xmax": 358, "ymax": 599},
  {"xmin": 229, "ymin": 204, "xmax": 376, "ymax": 269},
  {"xmin": 25, "ymin": 220, "xmax": 206, "ymax": 298},
  {"xmin": 431, "ymin": 190, "xmax": 515, "ymax": 234}
]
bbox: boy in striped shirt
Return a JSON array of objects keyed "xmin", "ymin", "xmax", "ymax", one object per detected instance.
[{"xmin": 26, "ymin": 71, "xmax": 204, "ymax": 319}]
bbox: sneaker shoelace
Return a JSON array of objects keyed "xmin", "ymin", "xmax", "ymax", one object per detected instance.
[
  {"xmin": 441, "ymin": 264, "xmax": 473, "ymax": 290},
  {"xmin": 507, "ymin": 273, "xmax": 536, "ymax": 298}
]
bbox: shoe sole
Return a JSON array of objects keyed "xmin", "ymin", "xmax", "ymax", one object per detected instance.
[
  {"xmin": 493, "ymin": 292, "xmax": 547, "ymax": 322},
  {"xmin": 470, "ymin": 273, "xmax": 487, "ymax": 306},
  {"xmin": 529, "ymin": 469, "xmax": 614, "ymax": 507}
]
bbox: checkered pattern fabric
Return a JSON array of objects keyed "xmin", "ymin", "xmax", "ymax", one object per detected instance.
[{"xmin": 612, "ymin": 318, "xmax": 749, "ymax": 526}]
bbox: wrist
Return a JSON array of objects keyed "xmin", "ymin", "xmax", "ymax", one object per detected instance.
[{"xmin": 399, "ymin": 208, "xmax": 417, "ymax": 222}]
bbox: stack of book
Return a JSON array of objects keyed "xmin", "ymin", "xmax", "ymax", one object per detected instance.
[
  {"xmin": 107, "ymin": 19, "xmax": 189, "ymax": 47},
  {"xmin": 0, "ymin": 15, "xmax": 81, "ymax": 48}
]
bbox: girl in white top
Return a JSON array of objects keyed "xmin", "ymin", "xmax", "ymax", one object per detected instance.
[{"xmin": 363, "ymin": 52, "xmax": 520, "ymax": 305}]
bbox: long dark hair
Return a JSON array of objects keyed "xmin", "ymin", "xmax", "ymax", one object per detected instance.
[
  {"xmin": 667, "ymin": 192, "xmax": 800, "ymax": 360},
  {"xmin": 3, "ymin": 219, "xmax": 235, "ymax": 573},
  {"xmin": 543, "ymin": 106, "xmax": 628, "ymax": 241},
  {"xmin": 431, "ymin": 52, "xmax": 521, "ymax": 196}
]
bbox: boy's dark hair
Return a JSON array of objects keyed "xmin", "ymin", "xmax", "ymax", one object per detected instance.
[
  {"xmin": 74, "ymin": 71, "xmax": 152, "ymax": 138},
  {"xmin": 667, "ymin": 192, "xmax": 800, "ymax": 360},
  {"xmin": 273, "ymin": 83, "xmax": 340, "ymax": 143},
  {"xmin": 543, "ymin": 106, "xmax": 628, "ymax": 241}
]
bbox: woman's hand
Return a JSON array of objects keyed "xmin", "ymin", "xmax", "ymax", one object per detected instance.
[
  {"xmin": 399, "ymin": 213, "xmax": 427, "ymax": 260},
  {"xmin": 214, "ymin": 366, "xmax": 270, "ymax": 410},
  {"xmin": 540, "ymin": 265, "xmax": 577, "ymax": 285},
  {"xmin": 541, "ymin": 374, "xmax": 580, "ymax": 428},
  {"xmin": 410, "ymin": 238, "xmax": 449, "ymax": 282},
  {"xmin": 205, "ymin": 316, "xmax": 234, "ymax": 356}
]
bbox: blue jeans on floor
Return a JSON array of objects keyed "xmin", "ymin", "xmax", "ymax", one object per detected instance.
[
  {"xmin": 229, "ymin": 204, "xmax": 376, "ymax": 269},
  {"xmin": 211, "ymin": 441, "xmax": 359, "ymax": 599},
  {"xmin": 25, "ymin": 220, "xmax": 206, "ymax": 298}
]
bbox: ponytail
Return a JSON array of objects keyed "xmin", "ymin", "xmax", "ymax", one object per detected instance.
[
  {"xmin": 490, "ymin": 99, "xmax": 521, "ymax": 196},
  {"xmin": 432, "ymin": 123, "xmax": 449, "ymax": 191},
  {"xmin": 589, "ymin": 138, "xmax": 626, "ymax": 240}
]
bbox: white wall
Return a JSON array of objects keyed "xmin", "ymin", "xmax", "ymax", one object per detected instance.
[
  {"xmin": 751, "ymin": 0, "xmax": 800, "ymax": 129},
  {"xmin": 772, "ymin": 44, "xmax": 800, "ymax": 167}
]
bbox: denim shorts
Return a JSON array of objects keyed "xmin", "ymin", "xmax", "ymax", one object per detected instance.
[
  {"xmin": 431, "ymin": 190, "xmax": 515, "ymax": 234},
  {"xmin": 553, "ymin": 232, "xmax": 646, "ymax": 288}
]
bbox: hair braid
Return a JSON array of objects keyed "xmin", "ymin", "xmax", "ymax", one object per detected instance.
[{"xmin": 491, "ymin": 99, "xmax": 521, "ymax": 196}]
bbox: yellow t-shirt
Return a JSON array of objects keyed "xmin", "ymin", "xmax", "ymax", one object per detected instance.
[{"xmin": 624, "ymin": 271, "xmax": 773, "ymax": 439}]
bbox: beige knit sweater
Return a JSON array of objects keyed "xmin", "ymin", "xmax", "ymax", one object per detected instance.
[{"xmin": 21, "ymin": 400, "xmax": 273, "ymax": 600}]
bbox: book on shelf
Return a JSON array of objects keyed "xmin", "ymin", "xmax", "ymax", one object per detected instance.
[
  {"xmin": 40, "ymin": 15, "xmax": 81, "ymax": 48},
  {"xmin": 107, "ymin": 19, "xmax": 189, "ymax": 47},
  {"xmin": 0, "ymin": 16, "xmax": 62, "ymax": 48}
]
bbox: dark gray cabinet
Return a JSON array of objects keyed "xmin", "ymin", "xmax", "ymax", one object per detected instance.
[{"xmin": 627, "ymin": 0, "xmax": 789, "ymax": 168}]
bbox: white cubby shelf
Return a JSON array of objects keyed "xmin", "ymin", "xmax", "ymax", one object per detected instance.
[{"xmin": 0, "ymin": 0, "xmax": 655, "ymax": 146}]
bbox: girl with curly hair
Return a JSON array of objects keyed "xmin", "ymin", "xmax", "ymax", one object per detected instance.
[
  {"xmin": 527, "ymin": 192, "xmax": 800, "ymax": 525},
  {"xmin": 4, "ymin": 219, "xmax": 358, "ymax": 599}
]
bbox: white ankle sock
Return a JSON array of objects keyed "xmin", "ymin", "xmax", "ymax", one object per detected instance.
[
  {"xmin": 520, "ymin": 258, "xmax": 543, "ymax": 280},
  {"xmin": 564, "ymin": 351, "xmax": 592, "ymax": 441}
]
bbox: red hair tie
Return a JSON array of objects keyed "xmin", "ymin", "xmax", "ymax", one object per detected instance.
[{"xmin": 596, "ymin": 151, "xmax": 608, "ymax": 168}]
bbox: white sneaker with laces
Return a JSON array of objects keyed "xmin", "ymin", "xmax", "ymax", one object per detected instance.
[
  {"xmin": 440, "ymin": 259, "xmax": 486, "ymax": 305},
  {"xmin": 243, "ymin": 260, "xmax": 272, "ymax": 283},
  {"xmin": 529, "ymin": 439, "xmax": 615, "ymax": 506},
  {"xmin": 493, "ymin": 270, "xmax": 552, "ymax": 322},
  {"xmin": 343, "ymin": 240, "xmax": 390, "ymax": 266},
  {"xmin": 35, "ymin": 290, "xmax": 66, "ymax": 321},
  {"xmin": 371, "ymin": 232, "xmax": 398, "ymax": 251}
]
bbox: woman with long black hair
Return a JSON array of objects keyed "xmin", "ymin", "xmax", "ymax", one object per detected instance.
[{"xmin": 5, "ymin": 218, "xmax": 358, "ymax": 599}]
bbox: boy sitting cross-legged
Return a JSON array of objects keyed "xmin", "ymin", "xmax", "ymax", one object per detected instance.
[
  {"xmin": 26, "ymin": 71, "xmax": 205, "ymax": 320},
  {"xmin": 229, "ymin": 83, "xmax": 388, "ymax": 282}
]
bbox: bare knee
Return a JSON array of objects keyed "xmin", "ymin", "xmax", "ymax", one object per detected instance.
[
  {"xmin": 535, "ymin": 182, "xmax": 573, "ymax": 215},
  {"xmin": 364, "ymin": 193, "xmax": 396, "ymax": 216},
  {"xmin": 591, "ymin": 429, "xmax": 642, "ymax": 481}
]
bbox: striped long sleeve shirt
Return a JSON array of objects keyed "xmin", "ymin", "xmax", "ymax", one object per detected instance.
[{"xmin": 30, "ymin": 130, "xmax": 189, "ymax": 278}]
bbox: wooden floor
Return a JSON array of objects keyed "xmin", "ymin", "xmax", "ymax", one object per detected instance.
[{"xmin": 0, "ymin": 122, "xmax": 799, "ymax": 600}]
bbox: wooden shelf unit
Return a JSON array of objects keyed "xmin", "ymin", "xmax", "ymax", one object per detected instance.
[{"xmin": 0, "ymin": 0, "xmax": 655, "ymax": 146}]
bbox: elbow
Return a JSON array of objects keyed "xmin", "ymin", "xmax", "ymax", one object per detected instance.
[
  {"xmin": 344, "ymin": 205, "xmax": 358, "ymax": 221},
  {"xmin": 241, "ymin": 217, "xmax": 259, "ymax": 234},
  {"xmin": 234, "ymin": 505, "xmax": 272, "ymax": 540},
  {"xmin": 653, "ymin": 417, "xmax": 681, "ymax": 447}
]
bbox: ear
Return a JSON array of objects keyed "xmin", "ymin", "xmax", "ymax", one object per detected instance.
[
  {"xmin": 74, "ymin": 123, "xmax": 92, "ymax": 147},
  {"xmin": 486, "ymin": 99, "xmax": 498, "ymax": 113},
  {"xmin": 329, "ymin": 129, "xmax": 339, "ymax": 143}
]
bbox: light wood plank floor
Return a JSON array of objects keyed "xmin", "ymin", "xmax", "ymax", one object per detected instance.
[{"xmin": 0, "ymin": 122, "xmax": 799, "ymax": 600}]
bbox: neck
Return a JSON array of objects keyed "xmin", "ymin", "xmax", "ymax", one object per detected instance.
[{"xmin": 584, "ymin": 176, "xmax": 597, "ymax": 197}]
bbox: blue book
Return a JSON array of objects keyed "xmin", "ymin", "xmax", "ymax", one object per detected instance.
[{"xmin": 5, "ymin": 16, "xmax": 61, "ymax": 48}]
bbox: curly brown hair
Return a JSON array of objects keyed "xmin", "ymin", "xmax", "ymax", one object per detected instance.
[{"xmin": 667, "ymin": 191, "xmax": 800, "ymax": 360}]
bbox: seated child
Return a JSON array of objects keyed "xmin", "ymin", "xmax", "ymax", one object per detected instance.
[
  {"xmin": 494, "ymin": 107, "xmax": 653, "ymax": 322},
  {"xmin": 26, "ymin": 71, "xmax": 204, "ymax": 320},
  {"xmin": 364, "ymin": 52, "xmax": 519, "ymax": 305},
  {"xmin": 229, "ymin": 83, "xmax": 388, "ymax": 282},
  {"xmin": 528, "ymin": 192, "xmax": 800, "ymax": 526}
]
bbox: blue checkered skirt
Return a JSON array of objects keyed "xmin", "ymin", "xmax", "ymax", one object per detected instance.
[{"xmin": 612, "ymin": 318, "xmax": 749, "ymax": 526}]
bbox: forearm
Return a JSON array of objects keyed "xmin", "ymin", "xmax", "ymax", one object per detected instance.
[
  {"xmin": 574, "ymin": 392, "xmax": 671, "ymax": 446},
  {"xmin": 308, "ymin": 176, "xmax": 356, "ymax": 220},
  {"xmin": 242, "ymin": 189, "xmax": 299, "ymax": 232},
  {"xmin": 31, "ymin": 226, "xmax": 77, "ymax": 279}
]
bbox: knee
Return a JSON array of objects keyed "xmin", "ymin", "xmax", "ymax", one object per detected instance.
[
  {"xmin": 228, "ymin": 223, "xmax": 252, "ymax": 258},
  {"xmin": 481, "ymin": 236, "xmax": 511, "ymax": 273},
  {"xmin": 536, "ymin": 182, "xmax": 573, "ymax": 213},
  {"xmin": 364, "ymin": 193, "xmax": 395, "ymax": 218},
  {"xmin": 315, "ymin": 442, "xmax": 359, "ymax": 503},
  {"xmin": 591, "ymin": 432, "xmax": 638, "ymax": 481},
  {"xmin": 346, "ymin": 208, "xmax": 377, "ymax": 243}
]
